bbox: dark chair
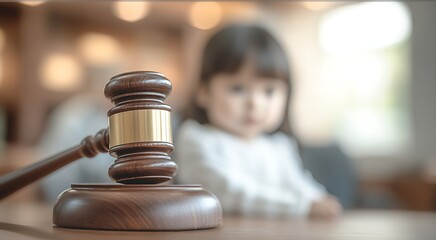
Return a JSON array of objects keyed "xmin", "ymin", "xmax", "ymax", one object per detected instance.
[{"xmin": 301, "ymin": 144, "xmax": 358, "ymax": 209}]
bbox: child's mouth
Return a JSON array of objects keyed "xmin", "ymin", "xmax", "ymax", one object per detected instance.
[{"xmin": 244, "ymin": 117, "xmax": 260, "ymax": 125}]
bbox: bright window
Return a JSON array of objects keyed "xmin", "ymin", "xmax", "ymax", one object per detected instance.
[{"xmin": 317, "ymin": 2, "xmax": 411, "ymax": 157}]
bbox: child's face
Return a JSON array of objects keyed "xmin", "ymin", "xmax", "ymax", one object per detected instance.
[{"xmin": 198, "ymin": 62, "xmax": 288, "ymax": 140}]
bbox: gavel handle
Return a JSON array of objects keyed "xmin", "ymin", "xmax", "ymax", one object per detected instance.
[{"xmin": 0, "ymin": 129, "xmax": 109, "ymax": 200}]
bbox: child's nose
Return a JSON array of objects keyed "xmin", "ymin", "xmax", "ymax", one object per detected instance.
[{"xmin": 246, "ymin": 92, "xmax": 263, "ymax": 111}]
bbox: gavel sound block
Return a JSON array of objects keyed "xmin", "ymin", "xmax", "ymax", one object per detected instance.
[{"xmin": 0, "ymin": 71, "xmax": 222, "ymax": 231}]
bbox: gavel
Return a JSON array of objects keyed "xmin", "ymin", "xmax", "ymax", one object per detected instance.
[{"xmin": 0, "ymin": 71, "xmax": 222, "ymax": 231}]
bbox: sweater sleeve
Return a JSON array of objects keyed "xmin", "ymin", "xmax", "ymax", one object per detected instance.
[
  {"xmin": 176, "ymin": 123, "xmax": 320, "ymax": 218},
  {"xmin": 284, "ymin": 136, "xmax": 327, "ymax": 202}
]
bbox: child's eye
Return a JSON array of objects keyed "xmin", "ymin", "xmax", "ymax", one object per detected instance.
[
  {"xmin": 264, "ymin": 87, "xmax": 275, "ymax": 97},
  {"xmin": 230, "ymin": 85, "xmax": 245, "ymax": 94}
]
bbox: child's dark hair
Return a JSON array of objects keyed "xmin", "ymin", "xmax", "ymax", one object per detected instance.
[{"xmin": 186, "ymin": 23, "xmax": 293, "ymax": 136}]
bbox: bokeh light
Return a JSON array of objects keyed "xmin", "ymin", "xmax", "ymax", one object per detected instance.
[
  {"xmin": 301, "ymin": 2, "xmax": 332, "ymax": 11},
  {"xmin": 112, "ymin": 2, "xmax": 150, "ymax": 22},
  {"xmin": 77, "ymin": 32, "xmax": 121, "ymax": 66},
  {"xmin": 40, "ymin": 53, "xmax": 83, "ymax": 92},
  {"xmin": 20, "ymin": 1, "xmax": 45, "ymax": 7},
  {"xmin": 189, "ymin": 2, "xmax": 222, "ymax": 30}
]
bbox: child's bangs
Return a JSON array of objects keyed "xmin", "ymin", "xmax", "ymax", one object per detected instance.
[
  {"xmin": 253, "ymin": 46, "xmax": 290, "ymax": 84},
  {"xmin": 218, "ymin": 33, "xmax": 290, "ymax": 83},
  {"xmin": 201, "ymin": 25, "xmax": 290, "ymax": 85}
]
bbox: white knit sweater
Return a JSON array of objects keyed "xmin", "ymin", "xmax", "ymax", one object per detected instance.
[{"xmin": 175, "ymin": 120, "xmax": 326, "ymax": 218}]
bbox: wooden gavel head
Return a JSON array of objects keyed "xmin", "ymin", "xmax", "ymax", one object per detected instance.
[
  {"xmin": 51, "ymin": 71, "xmax": 223, "ymax": 231},
  {"xmin": 104, "ymin": 71, "xmax": 177, "ymax": 184}
]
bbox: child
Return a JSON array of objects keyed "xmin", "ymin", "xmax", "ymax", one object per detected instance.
[{"xmin": 176, "ymin": 24, "xmax": 341, "ymax": 219}]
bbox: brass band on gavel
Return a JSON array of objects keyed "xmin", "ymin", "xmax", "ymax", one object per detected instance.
[{"xmin": 109, "ymin": 109, "xmax": 172, "ymax": 148}]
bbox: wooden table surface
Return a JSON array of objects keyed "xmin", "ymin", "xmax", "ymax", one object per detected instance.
[{"xmin": 1, "ymin": 203, "xmax": 436, "ymax": 240}]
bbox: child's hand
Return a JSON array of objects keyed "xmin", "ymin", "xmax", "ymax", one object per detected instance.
[{"xmin": 308, "ymin": 195, "xmax": 342, "ymax": 219}]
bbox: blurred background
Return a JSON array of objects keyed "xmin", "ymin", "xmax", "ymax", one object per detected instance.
[{"xmin": 0, "ymin": 1, "xmax": 435, "ymax": 211}]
